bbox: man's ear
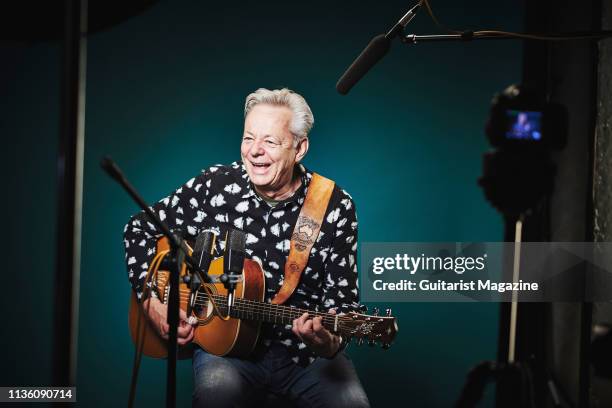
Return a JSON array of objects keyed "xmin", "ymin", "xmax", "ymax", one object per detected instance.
[{"xmin": 295, "ymin": 137, "xmax": 309, "ymax": 163}]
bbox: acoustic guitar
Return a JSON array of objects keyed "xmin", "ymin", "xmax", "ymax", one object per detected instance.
[{"xmin": 128, "ymin": 242, "xmax": 398, "ymax": 359}]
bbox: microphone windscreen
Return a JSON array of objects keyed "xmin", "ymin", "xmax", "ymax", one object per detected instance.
[
  {"xmin": 336, "ymin": 34, "xmax": 391, "ymax": 95},
  {"xmin": 194, "ymin": 230, "xmax": 215, "ymax": 267},
  {"xmin": 228, "ymin": 229, "xmax": 246, "ymax": 252},
  {"xmin": 226, "ymin": 229, "xmax": 246, "ymax": 274}
]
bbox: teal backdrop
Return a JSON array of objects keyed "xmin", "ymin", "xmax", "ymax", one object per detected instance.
[{"xmin": 2, "ymin": 0, "xmax": 523, "ymax": 406}]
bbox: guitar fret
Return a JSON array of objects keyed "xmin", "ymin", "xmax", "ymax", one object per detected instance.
[
  {"xmin": 161, "ymin": 286, "xmax": 397, "ymax": 352},
  {"xmin": 191, "ymin": 292, "xmax": 340, "ymax": 334}
]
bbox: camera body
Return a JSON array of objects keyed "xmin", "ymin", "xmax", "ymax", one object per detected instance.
[
  {"xmin": 485, "ymin": 84, "xmax": 567, "ymax": 151},
  {"xmin": 479, "ymin": 84, "xmax": 568, "ymax": 216}
]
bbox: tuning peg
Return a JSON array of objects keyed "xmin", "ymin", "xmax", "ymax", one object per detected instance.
[
  {"xmin": 385, "ymin": 308, "xmax": 392, "ymax": 317},
  {"xmin": 356, "ymin": 338, "xmax": 364, "ymax": 346},
  {"xmin": 372, "ymin": 307, "xmax": 379, "ymax": 316},
  {"xmin": 363, "ymin": 306, "xmax": 368, "ymax": 313},
  {"xmin": 382, "ymin": 343, "xmax": 390, "ymax": 350},
  {"xmin": 183, "ymin": 275, "xmax": 191, "ymax": 284}
]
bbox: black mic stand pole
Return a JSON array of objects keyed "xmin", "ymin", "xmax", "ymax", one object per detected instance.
[
  {"xmin": 403, "ymin": 32, "xmax": 516, "ymax": 43},
  {"xmin": 100, "ymin": 157, "xmax": 211, "ymax": 408},
  {"xmin": 401, "ymin": 30, "xmax": 612, "ymax": 44}
]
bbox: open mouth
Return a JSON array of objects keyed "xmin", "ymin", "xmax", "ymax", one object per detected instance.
[{"xmin": 251, "ymin": 161, "xmax": 271, "ymax": 169}]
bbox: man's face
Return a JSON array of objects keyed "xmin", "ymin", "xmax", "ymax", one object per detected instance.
[{"xmin": 241, "ymin": 104, "xmax": 307, "ymax": 195}]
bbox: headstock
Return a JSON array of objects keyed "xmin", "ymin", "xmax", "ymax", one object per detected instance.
[{"xmin": 338, "ymin": 308, "xmax": 398, "ymax": 349}]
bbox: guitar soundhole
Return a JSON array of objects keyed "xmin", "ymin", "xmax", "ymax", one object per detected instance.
[
  {"xmin": 193, "ymin": 285, "xmax": 217, "ymax": 323},
  {"xmin": 194, "ymin": 300, "xmax": 213, "ymax": 319}
]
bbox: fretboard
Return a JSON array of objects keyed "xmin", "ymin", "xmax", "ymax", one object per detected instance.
[{"xmin": 193, "ymin": 291, "xmax": 344, "ymax": 335}]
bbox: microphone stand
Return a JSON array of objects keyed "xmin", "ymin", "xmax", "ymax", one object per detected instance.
[
  {"xmin": 403, "ymin": 32, "xmax": 515, "ymax": 43},
  {"xmin": 100, "ymin": 157, "xmax": 211, "ymax": 408},
  {"xmin": 401, "ymin": 30, "xmax": 612, "ymax": 44}
]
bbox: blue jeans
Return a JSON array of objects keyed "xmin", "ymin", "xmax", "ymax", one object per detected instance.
[{"xmin": 192, "ymin": 344, "xmax": 370, "ymax": 408}]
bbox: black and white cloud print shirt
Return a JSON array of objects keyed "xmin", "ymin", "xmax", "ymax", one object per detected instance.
[{"xmin": 123, "ymin": 161, "xmax": 361, "ymax": 365}]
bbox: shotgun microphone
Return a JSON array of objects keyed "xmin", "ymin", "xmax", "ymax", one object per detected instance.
[
  {"xmin": 336, "ymin": 3, "xmax": 420, "ymax": 95},
  {"xmin": 336, "ymin": 34, "xmax": 390, "ymax": 95}
]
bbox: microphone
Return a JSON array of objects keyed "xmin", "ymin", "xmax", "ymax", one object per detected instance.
[
  {"xmin": 193, "ymin": 229, "xmax": 216, "ymax": 275},
  {"xmin": 185, "ymin": 230, "xmax": 216, "ymax": 323},
  {"xmin": 336, "ymin": 34, "xmax": 390, "ymax": 95},
  {"xmin": 221, "ymin": 229, "xmax": 246, "ymax": 316},
  {"xmin": 336, "ymin": 3, "xmax": 421, "ymax": 95}
]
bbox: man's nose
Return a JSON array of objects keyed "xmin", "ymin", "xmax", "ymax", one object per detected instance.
[{"xmin": 249, "ymin": 139, "xmax": 265, "ymax": 156}]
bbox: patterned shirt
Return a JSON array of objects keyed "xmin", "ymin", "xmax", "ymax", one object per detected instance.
[{"xmin": 123, "ymin": 161, "xmax": 361, "ymax": 365}]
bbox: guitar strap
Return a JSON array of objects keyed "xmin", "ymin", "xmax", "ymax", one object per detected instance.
[{"xmin": 271, "ymin": 173, "xmax": 335, "ymax": 305}]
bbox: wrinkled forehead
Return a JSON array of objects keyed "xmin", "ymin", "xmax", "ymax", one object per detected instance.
[{"xmin": 243, "ymin": 104, "xmax": 294, "ymax": 139}]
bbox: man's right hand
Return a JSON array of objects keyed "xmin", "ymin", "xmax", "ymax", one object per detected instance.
[{"xmin": 142, "ymin": 297, "xmax": 195, "ymax": 345}]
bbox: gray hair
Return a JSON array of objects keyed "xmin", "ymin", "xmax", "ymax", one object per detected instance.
[{"xmin": 244, "ymin": 88, "xmax": 314, "ymax": 144}]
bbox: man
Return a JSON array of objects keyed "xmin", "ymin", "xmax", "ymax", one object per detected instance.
[
  {"xmin": 124, "ymin": 88, "xmax": 370, "ymax": 407},
  {"xmin": 510, "ymin": 112, "xmax": 533, "ymax": 139}
]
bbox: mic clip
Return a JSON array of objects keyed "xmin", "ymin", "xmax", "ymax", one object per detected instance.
[
  {"xmin": 385, "ymin": 2, "xmax": 421, "ymax": 40},
  {"xmin": 183, "ymin": 272, "xmax": 201, "ymax": 320},
  {"xmin": 219, "ymin": 273, "xmax": 242, "ymax": 315}
]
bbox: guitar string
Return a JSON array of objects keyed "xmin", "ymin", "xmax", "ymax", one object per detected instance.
[
  {"xmin": 183, "ymin": 296, "xmax": 348, "ymax": 328},
  {"xmin": 155, "ymin": 281, "xmax": 375, "ymax": 327},
  {"xmin": 156, "ymin": 278, "xmax": 387, "ymax": 334},
  {"xmin": 155, "ymin": 281, "xmax": 367, "ymax": 325},
  {"xmin": 150, "ymin": 273, "xmax": 388, "ymax": 339},
  {"xmin": 150, "ymin": 257, "xmax": 382, "ymax": 336},
  {"xmin": 162, "ymin": 292, "xmax": 365, "ymax": 335},
  {"xmin": 177, "ymin": 291, "xmax": 353, "ymax": 324},
  {"xmin": 171, "ymin": 292, "xmax": 373, "ymax": 333},
  {"xmin": 157, "ymin": 280, "xmax": 344, "ymax": 326},
  {"xmin": 174, "ymin": 289, "xmax": 352, "ymax": 325},
  {"xmin": 152, "ymin": 260, "xmax": 378, "ymax": 328}
]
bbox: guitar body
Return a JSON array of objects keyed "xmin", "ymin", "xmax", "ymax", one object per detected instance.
[
  {"xmin": 128, "ymin": 246, "xmax": 265, "ymax": 359},
  {"xmin": 193, "ymin": 257, "xmax": 265, "ymax": 357}
]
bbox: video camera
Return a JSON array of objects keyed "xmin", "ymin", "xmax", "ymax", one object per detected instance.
[{"xmin": 479, "ymin": 84, "xmax": 568, "ymax": 217}]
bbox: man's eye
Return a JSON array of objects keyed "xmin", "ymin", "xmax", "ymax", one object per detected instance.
[
  {"xmin": 243, "ymin": 137, "xmax": 253, "ymax": 142},
  {"xmin": 266, "ymin": 140, "xmax": 279, "ymax": 146}
]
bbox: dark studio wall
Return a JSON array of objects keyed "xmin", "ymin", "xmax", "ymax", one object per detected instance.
[
  {"xmin": 592, "ymin": 1, "xmax": 612, "ymax": 406},
  {"xmin": 1, "ymin": 1, "xmax": 525, "ymax": 406},
  {"xmin": 522, "ymin": 1, "xmax": 609, "ymax": 407}
]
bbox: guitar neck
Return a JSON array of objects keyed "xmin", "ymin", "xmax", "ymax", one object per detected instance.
[{"xmin": 196, "ymin": 292, "xmax": 344, "ymax": 335}]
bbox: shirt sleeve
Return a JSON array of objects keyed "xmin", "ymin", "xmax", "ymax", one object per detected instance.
[
  {"xmin": 321, "ymin": 190, "xmax": 361, "ymax": 314},
  {"xmin": 123, "ymin": 169, "xmax": 213, "ymax": 302}
]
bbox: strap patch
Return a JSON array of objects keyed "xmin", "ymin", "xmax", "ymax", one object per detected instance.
[{"xmin": 292, "ymin": 215, "xmax": 321, "ymax": 251}]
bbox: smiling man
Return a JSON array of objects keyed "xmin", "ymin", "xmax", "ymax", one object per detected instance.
[
  {"xmin": 123, "ymin": 88, "xmax": 370, "ymax": 407},
  {"xmin": 241, "ymin": 102, "xmax": 307, "ymax": 201}
]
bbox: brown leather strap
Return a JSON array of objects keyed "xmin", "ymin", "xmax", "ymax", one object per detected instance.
[{"xmin": 271, "ymin": 173, "xmax": 335, "ymax": 305}]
